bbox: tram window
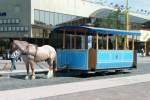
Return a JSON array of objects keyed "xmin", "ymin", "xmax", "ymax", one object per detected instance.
[
  {"xmin": 76, "ymin": 37, "xmax": 81, "ymax": 49},
  {"xmin": 99, "ymin": 39, "xmax": 103, "ymax": 49},
  {"xmin": 118, "ymin": 36, "xmax": 124, "ymax": 50},
  {"xmin": 101, "ymin": 36, "xmax": 106, "ymax": 49},
  {"xmin": 98, "ymin": 37, "xmax": 106, "ymax": 49},
  {"xmin": 108, "ymin": 38, "xmax": 113, "ymax": 50},
  {"xmin": 66, "ymin": 36, "xmax": 70, "ymax": 49}
]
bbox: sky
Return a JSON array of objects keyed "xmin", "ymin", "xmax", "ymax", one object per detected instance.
[
  {"xmin": 110, "ymin": 0, "xmax": 149, "ymax": 10},
  {"xmin": 93, "ymin": 0, "xmax": 150, "ymax": 13}
]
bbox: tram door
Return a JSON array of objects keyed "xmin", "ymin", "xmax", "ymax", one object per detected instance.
[
  {"xmin": 133, "ymin": 50, "xmax": 137, "ymax": 68},
  {"xmin": 88, "ymin": 48, "xmax": 96, "ymax": 71},
  {"xmin": 88, "ymin": 36, "xmax": 96, "ymax": 71}
]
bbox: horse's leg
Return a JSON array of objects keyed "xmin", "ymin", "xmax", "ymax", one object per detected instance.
[
  {"xmin": 47, "ymin": 59, "xmax": 54, "ymax": 79},
  {"xmin": 30, "ymin": 61, "xmax": 36, "ymax": 80},
  {"xmin": 53, "ymin": 60, "xmax": 57, "ymax": 72},
  {"xmin": 25, "ymin": 62, "xmax": 30, "ymax": 80}
]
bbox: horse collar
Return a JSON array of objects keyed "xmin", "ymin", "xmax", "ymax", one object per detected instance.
[
  {"xmin": 34, "ymin": 46, "xmax": 38, "ymax": 60},
  {"xmin": 26, "ymin": 45, "xmax": 30, "ymax": 55},
  {"xmin": 26, "ymin": 44, "xmax": 38, "ymax": 61}
]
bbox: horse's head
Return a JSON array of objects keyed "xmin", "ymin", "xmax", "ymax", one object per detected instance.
[
  {"xmin": 10, "ymin": 40, "xmax": 18, "ymax": 52},
  {"xmin": 12, "ymin": 40, "xmax": 29, "ymax": 54}
]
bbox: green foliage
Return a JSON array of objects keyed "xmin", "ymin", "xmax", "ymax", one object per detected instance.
[{"xmin": 94, "ymin": 9, "xmax": 126, "ymax": 29}]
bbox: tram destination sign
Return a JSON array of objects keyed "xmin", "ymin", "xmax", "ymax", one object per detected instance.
[{"xmin": 0, "ymin": 12, "xmax": 6, "ymax": 16}]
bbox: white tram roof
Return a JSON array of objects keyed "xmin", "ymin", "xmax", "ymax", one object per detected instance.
[{"xmin": 53, "ymin": 26, "xmax": 141, "ymax": 36}]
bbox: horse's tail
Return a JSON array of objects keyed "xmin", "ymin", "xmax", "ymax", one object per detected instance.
[{"xmin": 53, "ymin": 51, "xmax": 57, "ymax": 72}]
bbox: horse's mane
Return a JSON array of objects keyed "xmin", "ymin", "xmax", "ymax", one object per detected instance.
[
  {"xmin": 13, "ymin": 40, "xmax": 30, "ymax": 53},
  {"xmin": 13, "ymin": 40, "xmax": 39, "ymax": 54},
  {"xmin": 13, "ymin": 40, "xmax": 28, "ymax": 46}
]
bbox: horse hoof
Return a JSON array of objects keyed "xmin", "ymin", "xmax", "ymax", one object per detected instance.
[
  {"xmin": 25, "ymin": 76, "xmax": 29, "ymax": 80},
  {"xmin": 47, "ymin": 70, "xmax": 54, "ymax": 79},
  {"xmin": 31, "ymin": 75, "xmax": 36, "ymax": 80},
  {"xmin": 46, "ymin": 76, "xmax": 53, "ymax": 79},
  {"xmin": 46, "ymin": 75, "xmax": 53, "ymax": 79}
]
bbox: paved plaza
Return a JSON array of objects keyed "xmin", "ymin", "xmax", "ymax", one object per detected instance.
[{"xmin": 0, "ymin": 56, "xmax": 150, "ymax": 100}]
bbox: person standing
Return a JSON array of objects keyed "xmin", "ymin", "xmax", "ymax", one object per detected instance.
[
  {"xmin": 10, "ymin": 49, "xmax": 21, "ymax": 71},
  {"xmin": 141, "ymin": 48, "xmax": 145, "ymax": 57}
]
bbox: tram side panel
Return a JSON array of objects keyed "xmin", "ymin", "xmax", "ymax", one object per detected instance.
[
  {"xmin": 57, "ymin": 49, "xmax": 89, "ymax": 70},
  {"xmin": 96, "ymin": 50, "xmax": 135, "ymax": 70}
]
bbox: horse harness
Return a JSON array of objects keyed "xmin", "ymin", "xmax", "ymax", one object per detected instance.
[{"xmin": 26, "ymin": 44, "xmax": 38, "ymax": 61}]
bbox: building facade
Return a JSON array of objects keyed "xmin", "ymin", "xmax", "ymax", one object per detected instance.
[
  {"xmin": 137, "ymin": 30, "xmax": 150, "ymax": 56},
  {"xmin": 0, "ymin": 0, "xmax": 149, "ymax": 54},
  {"xmin": 0, "ymin": 0, "xmax": 31, "ymax": 38},
  {"xmin": 0, "ymin": 0, "xmax": 114, "ymax": 39}
]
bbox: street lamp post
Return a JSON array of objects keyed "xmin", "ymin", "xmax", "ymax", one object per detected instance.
[
  {"xmin": 126, "ymin": 0, "xmax": 129, "ymax": 31},
  {"xmin": 124, "ymin": 0, "xmax": 129, "ymax": 49}
]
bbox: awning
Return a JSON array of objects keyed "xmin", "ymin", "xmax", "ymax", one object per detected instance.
[{"xmin": 53, "ymin": 26, "xmax": 141, "ymax": 36}]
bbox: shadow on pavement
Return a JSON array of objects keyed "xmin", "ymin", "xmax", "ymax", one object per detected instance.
[
  {"xmin": 8, "ymin": 70, "xmax": 130, "ymax": 80},
  {"xmin": 76, "ymin": 71, "xmax": 130, "ymax": 78},
  {"xmin": 10, "ymin": 74, "xmax": 26, "ymax": 80}
]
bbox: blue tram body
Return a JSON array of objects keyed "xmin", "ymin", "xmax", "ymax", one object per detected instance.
[
  {"xmin": 57, "ymin": 50, "xmax": 135, "ymax": 71},
  {"xmin": 57, "ymin": 49, "xmax": 89, "ymax": 70},
  {"xmin": 96, "ymin": 50, "xmax": 134, "ymax": 69},
  {"xmin": 54, "ymin": 26, "xmax": 140, "ymax": 72}
]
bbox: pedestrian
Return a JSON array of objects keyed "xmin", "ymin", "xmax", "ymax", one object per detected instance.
[
  {"xmin": 141, "ymin": 48, "xmax": 145, "ymax": 57},
  {"xmin": 10, "ymin": 49, "xmax": 21, "ymax": 71}
]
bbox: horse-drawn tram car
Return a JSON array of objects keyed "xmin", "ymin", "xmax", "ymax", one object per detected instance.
[{"xmin": 53, "ymin": 26, "xmax": 140, "ymax": 73}]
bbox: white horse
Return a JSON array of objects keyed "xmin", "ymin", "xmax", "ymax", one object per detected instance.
[{"xmin": 11, "ymin": 40, "xmax": 56, "ymax": 80}]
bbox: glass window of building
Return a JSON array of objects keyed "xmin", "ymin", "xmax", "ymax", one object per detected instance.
[
  {"xmin": 54, "ymin": 13, "xmax": 59, "ymax": 25},
  {"xmin": 49, "ymin": 12, "xmax": 55, "ymax": 26},
  {"xmin": 68, "ymin": 15, "xmax": 73, "ymax": 22},
  {"xmin": 25, "ymin": 26, "xmax": 28, "ymax": 31},
  {"xmin": 58, "ymin": 13, "xmax": 63, "ymax": 24},
  {"xmin": 12, "ymin": 27, "xmax": 15, "ymax": 31},
  {"xmin": 63, "ymin": 14, "xmax": 69, "ymax": 23},
  {"xmin": 16, "ymin": 27, "xmax": 20, "ymax": 31},
  {"xmin": 3, "ymin": 19, "xmax": 7, "ymax": 24},
  {"xmin": 4, "ymin": 27, "xmax": 7, "ymax": 31},
  {"xmin": 8, "ymin": 27, "xmax": 11, "ymax": 31},
  {"xmin": 20, "ymin": 27, "xmax": 24, "ymax": 31},
  {"xmin": 0, "ymin": 20, "xmax": 2, "ymax": 24},
  {"xmin": 34, "ymin": 9, "xmax": 82, "ymax": 27},
  {"xmin": 15, "ymin": 19, "xmax": 20, "ymax": 24},
  {"xmin": 39, "ymin": 10, "xmax": 45, "ymax": 24},
  {"xmin": 0, "ymin": 27, "xmax": 4, "ymax": 31},
  {"xmin": 34, "ymin": 9, "xmax": 40, "ymax": 24},
  {"xmin": 45, "ymin": 11, "xmax": 50, "ymax": 25}
]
